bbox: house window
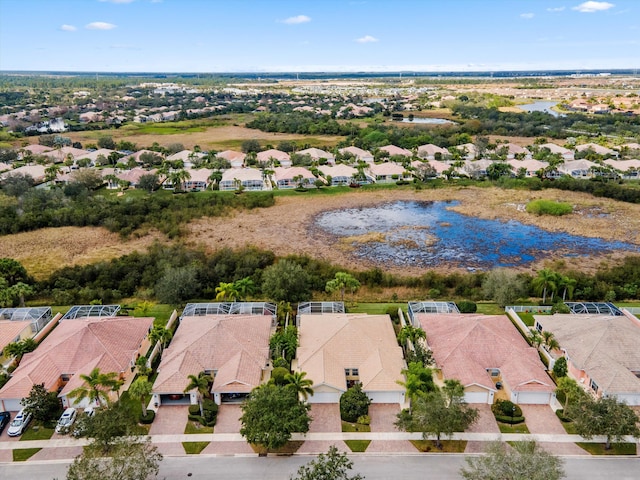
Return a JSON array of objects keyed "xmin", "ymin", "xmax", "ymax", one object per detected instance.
[
  {"xmin": 536, "ymin": 323, "xmax": 543, "ymax": 333},
  {"xmin": 590, "ymin": 379, "xmax": 599, "ymax": 393},
  {"xmin": 345, "ymin": 368, "xmax": 350, "ymax": 376},
  {"xmin": 351, "ymin": 368, "xmax": 359, "ymax": 377},
  {"xmin": 60, "ymin": 374, "xmax": 71, "ymax": 382}
]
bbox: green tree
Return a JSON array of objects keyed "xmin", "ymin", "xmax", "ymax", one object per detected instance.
[
  {"xmin": 555, "ymin": 377, "xmax": 587, "ymax": 411},
  {"xmin": 45, "ymin": 163, "xmax": 61, "ymax": 182},
  {"xmin": 168, "ymin": 169, "xmax": 191, "ymax": 192},
  {"xmin": 154, "ymin": 265, "xmax": 201, "ymax": 305},
  {"xmin": 397, "ymin": 362, "xmax": 435, "ymax": 401},
  {"xmin": 291, "ymin": 445, "xmax": 364, "ymax": 480},
  {"xmin": 261, "ymin": 259, "xmax": 312, "ymax": 303},
  {"xmin": 184, "ymin": 371, "xmax": 212, "ymax": 417},
  {"xmin": 137, "ymin": 173, "xmax": 159, "ymax": 192},
  {"xmin": 284, "ymin": 371, "xmax": 314, "ymax": 402},
  {"xmin": 0, "ymin": 258, "xmax": 30, "ymax": 284},
  {"xmin": 325, "ymin": 272, "xmax": 361, "ymax": 303},
  {"xmin": 68, "ymin": 368, "xmax": 120, "ymax": 407},
  {"xmin": 397, "ymin": 324, "xmax": 426, "ymax": 348},
  {"xmin": 395, "ymin": 379, "xmax": 478, "ymax": 448},
  {"xmin": 233, "ymin": 277, "xmax": 255, "ymax": 300},
  {"xmin": 482, "ymin": 269, "xmax": 528, "ymax": 307},
  {"xmin": 240, "ymin": 383, "xmax": 311, "ymax": 451},
  {"xmin": 9, "ymin": 282, "xmax": 33, "ymax": 307},
  {"xmin": 269, "ymin": 325, "xmax": 298, "ymax": 364},
  {"xmin": 66, "ymin": 437, "xmax": 162, "ymax": 480},
  {"xmin": 149, "ymin": 325, "xmax": 172, "ymax": 352},
  {"xmin": 533, "ymin": 268, "xmax": 558, "ymax": 304},
  {"xmin": 23, "ymin": 383, "xmax": 60, "ymax": 423},
  {"xmin": 552, "ymin": 356, "xmax": 568, "ymax": 378},
  {"xmin": 568, "ymin": 396, "xmax": 640, "ymax": 449},
  {"xmin": 486, "ymin": 162, "xmax": 513, "ymax": 180},
  {"xmin": 82, "ymin": 402, "xmax": 138, "ymax": 453},
  {"xmin": 340, "ymin": 383, "xmax": 371, "ymax": 423},
  {"xmin": 3, "ymin": 337, "xmax": 37, "ymax": 360},
  {"xmin": 460, "ymin": 441, "xmax": 565, "ymax": 480},
  {"xmin": 128, "ymin": 376, "xmax": 153, "ymax": 417},
  {"xmin": 215, "ymin": 281, "xmax": 239, "ymax": 301},
  {"xmin": 97, "ymin": 136, "xmax": 116, "ymax": 150}
]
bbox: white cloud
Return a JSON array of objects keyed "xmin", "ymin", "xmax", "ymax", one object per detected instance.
[
  {"xmin": 282, "ymin": 15, "xmax": 311, "ymax": 25},
  {"xmin": 356, "ymin": 35, "xmax": 379, "ymax": 43},
  {"xmin": 572, "ymin": 1, "xmax": 614, "ymax": 13},
  {"xmin": 60, "ymin": 24, "xmax": 77, "ymax": 32},
  {"xmin": 547, "ymin": 6, "xmax": 566, "ymax": 12},
  {"xmin": 520, "ymin": 13, "xmax": 535, "ymax": 19},
  {"xmin": 85, "ymin": 22, "xmax": 117, "ymax": 30}
]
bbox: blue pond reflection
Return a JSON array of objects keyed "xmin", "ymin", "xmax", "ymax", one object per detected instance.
[{"xmin": 314, "ymin": 201, "xmax": 637, "ymax": 269}]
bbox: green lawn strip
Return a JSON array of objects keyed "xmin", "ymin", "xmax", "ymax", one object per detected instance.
[
  {"xmin": 13, "ymin": 448, "xmax": 42, "ymax": 461},
  {"xmin": 182, "ymin": 442, "xmax": 210, "ymax": 454},
  {"xmin": 410, "ymin": 440, "xmax": 467, "ymax": 453},
  {"xmin": 497, "ymin": 422, "xmax": 530, "ymax": 434},
  {"xmin": 19, "ymin": 425, "xmax": 54, "ymax": 441},
  {"xmin": 344, "ymin": 440, "xmax": 371, "ymax": 452},
  {"xmin": 250, "ymin": 441, "xmax": 304, "ymax": 455},
  {"xmin": 184, "ymin": 421, "xmax": 214, "ymax": 434},
  {"xmin": 341, "ymin": 421, "xmax": 371, "ymax": 433},
  {"xmin": 475, "ymin": 303, "xmax": 505, "ymax": 315},
  {"xmin": 576, "ymin": 443, "xmax": 636, "ymax": 455},
  {"xmin": 559, "ymin": 420, "xmax": 577, "ymax": 435},
  {"xmin": 346, "ymin": 303, "xmax": 405, "ymax": 315}
]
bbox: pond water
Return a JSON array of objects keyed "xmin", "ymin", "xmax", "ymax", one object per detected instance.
[
  {"xmin": 399, "ymin": 117, "xmax": 456, "ymax": 124},
  {"xmin": 518, "ymin": 101, "xmax": 561, "ymax": 117},
  {"xmin": 314, "ymin": 201, "xmax": 637, "ymax": 270}
]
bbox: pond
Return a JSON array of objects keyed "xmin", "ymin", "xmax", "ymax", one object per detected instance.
[
  {"xmin": 518, "ymin": 101, "xmax": 562, "ymax": 117},
  {"xmin": 314, "ymin": 201, "xmax": 637, "ymax": 270},
  {"xmin": 398, "ymin": 117, "xmax": 456, "ymax": 124}
]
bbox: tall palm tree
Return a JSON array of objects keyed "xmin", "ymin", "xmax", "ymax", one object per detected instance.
[
  {"xmin": 284, "ymin": 371, "xmax": 314, "ymax": 402},
  {"xmin": 68, "ymin": 368, "xmax": 119, "ymax": 407},
  {"xmin": 397, "ymin": 325, "xmax": 426, "ymax": 349},
  {"xmin": 559, "ymin": 275, "xmax": 577, "ymax": 301},
  {"xmin": 233, "ymin": 277, "xmax": 255, "ymax": 301},
  {"xmin": 129, "ymin": 375, "xmax": 153, "ymax": 417},
  {"xmin": 9, "ymin": 282, "xmax": 33, "ymax": 307},
  {"xmin": 533, "ymin": 269, "xmax": 558, "ymax": 304},
  {"xmin": 168, "ymin": 169, "xmax": 191, "ymax": 192},
  {"xmin": 184, "ymin": 371, "xmax": 212, "ymax": 416},
  {"xmin": 149, "ymin": 325, "xmax": 173, "ymax": 352},
  {"xmin": 215, "ymin": 282, "xmax": 239, "ymax": 301}
]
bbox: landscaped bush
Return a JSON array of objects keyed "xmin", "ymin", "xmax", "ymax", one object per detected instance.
[
  {"xmin": 188, "ymin": 404, "xmax": 201, "ymax": 416},
  {"xmin": 188, "ymin": 399, "xmax": 218, "ymax": 427},
  {"xmin": 494, "ymin": 414, "xmax": 526, "ymax": 424},
  {"xmin": 525, "ymin": 199, "xmax": 573, "ymax": 216},
  {"xmin": 271, "ymin": 367, "xmax": 290, "ymax": 385},
  {"xmin": 139, "ymin": 410, "xmax": 155, "ymax": 424},
  {"xmin": 385, "ymin": 306, "xmax": 400, "ymax": 323},
  {"xmin": 492, "ymin": 400, "xmax": 523, "ymax": 418},
  {"xmin": 457, "ymin": 300, "xmax": 477, "ymax": 313},
  {"xmin": 555, "ymin": 409, "xmax": 572, "ymax": 423},
  {"xmin": 340, "ymin": 384, "xmax": 371, "ymax": 423},
  {"xmin": 272, "ymin": 357, "xmax": 289, "ymax": 369}
]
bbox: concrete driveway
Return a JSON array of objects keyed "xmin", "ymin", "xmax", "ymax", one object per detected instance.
[
  {"xmin": 308, "ymin": 404, "xmax": 341, "ymax": 432},
  {"xmin": 149, "ymin": 405, "xmax": 189, "ymax": 435},
  {"xmin": 215, "ymin": 405, "xmax": 243, "ymax": 434},
  {"xmin": 465, "ymin": 403, "xmax": 499, "ymax": 453},
  {"xmin": 519, "ymin": 404, "xmax": 586, "ymax": 455},
  {"xmin": 366, "ymin": 404, "xmax": 417, "ymax": 453}
]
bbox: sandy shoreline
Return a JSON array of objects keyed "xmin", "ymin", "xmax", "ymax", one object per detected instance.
[{"xmin": 186, "ymin": 186, "xmax": 640, "ymax": 275}]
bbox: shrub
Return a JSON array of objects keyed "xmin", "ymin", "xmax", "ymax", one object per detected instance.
[
  {"xmin": 340, "ymin": 384, "xmax": 371, "ymax": 423},
  {"xmin": 385, "ymin": 306, "xmax": 400, "ymax": 323},
  {"xmin": 188, "ymin": 404, "xmax": 200, "ymax": 416},
  {"xmin": 555, "ymin": 409, "xmax": 572, "ymax": 423},
  {"xmin": 272, "ymin": 357, "xmax": 289, "ymax": 369},
  {"xmin": 525, "ymin": 199, "xmax": 573, "ymax": 216},
  {"xmin": 271, "ymin": 367, "xmax": 290, "ymax": 386},
  {"xmin": 553, "ymin": 356, "xmax": 568, "ymax": 378},
  {"xmin": 457, "ymin": 300, "xmax": 477, "ymax": 313},
  {"xmin": 357, "ymin": 415, "xmax": 370, "ymax": 426},
  {"xmin": 492, "ymin": 400, "xmax": 522, "ymax": 418},
  {"xmin": 495, "ymin": 414, "xmax": 526, "ymax": 424},
  {"xmin": 139, "ymin": 410, "xmax": 155, "ymax": 424}
]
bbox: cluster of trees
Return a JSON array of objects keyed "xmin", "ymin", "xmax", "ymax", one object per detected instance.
[
  {"xmin": 0, "ymin": 258, "xmax": 35, "ymax": 308},
  {"xmin": 246, "ymin": 112, "xmax": 354, "ymax": 135}
]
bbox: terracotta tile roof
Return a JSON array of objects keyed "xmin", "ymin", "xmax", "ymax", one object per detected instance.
[
  {"xmin": 368, "ymin": 162, "xmax": 406, "ymax": 176},
  {"xmin": 417, "ymin": 314, "xmax": 553, "ymax": 394},
  {"xmin": 338, "ymin": 146, "xmax": 373, "ymax": 160},
  {"xmin": 535, "ymin": 314, "xmax": 640, "ymax": 395},
  {"xmin": 257, "ymin": 149, "xmax": 290, "ymax": 163},
  {"xmin": 0, "ymin": 316, "xmax": 153, "ymax": 401},
  {"xmin": 379, "ymin": 145, "xmax": 412, "ymax": 157},
  {"xmin": 296, "ymin": 314, "xmax": 405, "ymax": 394},
  {"xmin": 152, "ymin": 314, "xmax": 271, "ymax": 395},
  {"xmin": 417, "ymin": 144, "xmax": 449, "ymax": 158},
  {"xmin": 273, "ymin": 166, "xmax": 316, "ymax": 181},
  {"xmin": 297, "ymin": 148, "xmax": 335, "ymax": 161},
  {"xmin": 0, "ymin": 320, "xmax": 32, "ymax": 352}
]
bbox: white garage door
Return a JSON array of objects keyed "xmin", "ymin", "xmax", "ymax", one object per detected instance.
[
  {"xmin": 309, "ymin": 392, "xmax": 341, "ymax": 404},
  {"xmin": 464, "ymin": 391, "xmax": 490, "ymax": 404},
  {"xmin": 516, "ymin": 391, "xmax": 551, "ymax": 405},
  {"xmin": 1, "ymin": 398, "xmax": 23, "ymax": 411}
]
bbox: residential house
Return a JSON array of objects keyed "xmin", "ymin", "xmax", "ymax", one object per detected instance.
[
  {"xmin": 338, "ymin": 146, "xmax": 374, "ymax": 163},
  {"xmin": 538, "ymin": 143, "xmax": 574, "ymax": 161},
  {"xmin": 166, "ymin": 150, "xmax": 206, "ymax": 168},
  {"xmin": 219, "ymin": 168, "xmax": 265, "ymax": 191},
  {"xmin": 111, "ymin": 167, "xmax": 159, "ymax": 189},
  {"xmin": 507, "ymin": 159, "xmax": 548, "ymax": 177},
  {"xmin": 557, "ymin": 159, "xmax": 599, "ymax": 178},
  {"xmin": 0, "ymin": 165, "xmax": 46, "ymax": 184},
  {"xmin": 463, "ymin": 159, "xmax": 495, "ymax": 178},
  {"xmin": 417, "ymin": 144, "xmax": 449, "ymax": 161},
  {"xmin": 317, "ymin": 164, "xmax": 358, "ymax": 186},
  {"xmin": 0, "ymin": 312, "xmax": 153, "ymax": 411},
  {"xmin": 183, "ymin": 168, "xmax": 213, "ymax": 190},
  {"xmin": 411, "ymin": 159, "xmax": 449, "ymax": 178},
  {"xmin": 151, "ymin": 310, "xmax": 272, "ymax": 406},
  {"xmin": 415, "ymin": 314, "xmax": 555, "ymax": 405},
  {"xmin": 367, "ymin": 162, "xmax": 409, "ymax": 183},
  {"xmin": 379, "ymin": 145, "xmax": 412, "ymax": 158},
  {"xmin": 575, "ymin": 143, "xmax": 617, "ymax": 157},
  {"xmin": 273, "ymin": 166, "xmax": 317, "ymax": 189},
  {"xmin": 534, "ymin": 312, "xmax": 640, "ymax": 405},
  {"xmin": 604, "ymin": 159, "xmax": 640, "ymax": 178},
  {"xmin": 293, "ymin": 312, "xmax": 406, "ymax": 405},
  {"xmin": 0, "ymin": 307, "xmax": 54, "ymax": 366},
  {"xmin": 256, "ymin": 149, "xmax": 291, "ymax": 167},
  {"xmin": 216, "ymin": 150, "xmax": 246, "ymax": 168},
  {"xmin": 297, "ymin": 148, "xmax": 335, "ymax": 165}
]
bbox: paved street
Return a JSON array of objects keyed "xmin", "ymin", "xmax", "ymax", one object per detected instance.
[{"xmin": 2, "ymin": 454, "xmax": 640, "ymax": 480}]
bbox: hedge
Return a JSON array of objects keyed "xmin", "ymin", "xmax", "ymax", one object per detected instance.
[
  {"xmin": 492, "ymin": 400, "xmax": 522, "ymax": 418},
  {"xmin": 555, "ymin": 409, "xmax": 573, "ymax": 423},
  {"xmin": 495, "ymin": 414, "xmax": 526, "ymax": 424},
  {"xmin": 139, "ymin": 410, "xmax": 156, "ymax": 424}
]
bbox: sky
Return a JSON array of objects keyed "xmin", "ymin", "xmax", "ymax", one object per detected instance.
[{"xmin": 0, "ymin": 0, "xmax": 638, "ymax": 73}]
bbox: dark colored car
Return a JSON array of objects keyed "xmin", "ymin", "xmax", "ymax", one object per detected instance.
[{"xmin": 0, "ymin": 411, "xmax": 10, "ymax": 435}]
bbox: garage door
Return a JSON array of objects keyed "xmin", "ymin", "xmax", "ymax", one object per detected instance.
[
  {"xmin": 464, "ymin": 391, "xmax": 490, "ymax": 404},
  {"xmin": 516, "ymin": 392, "xmax": 551, "ymax": 405},
  {"xmin": 309, "ymin": 392, "xmax": 341, "ymax": 404},
  {"xmin": 1, "ymin": 398, "xmax": 23, "ymax": 411}
]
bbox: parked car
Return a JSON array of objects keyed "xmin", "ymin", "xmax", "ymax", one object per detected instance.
[
  {"xmin": 7, "ymin": 409, "xmax": 32, "ymax": 437},
  {"xmin": 55, "ymin": 408, "xmax": 77, "ymax": 434},
  {"xmin": 0, "ymin": 411, "xmax": 10, "ymax": 435}
]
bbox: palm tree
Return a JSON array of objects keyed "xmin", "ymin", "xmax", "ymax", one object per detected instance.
[
  {"xmin": 558, "ymin": 275, "xmax": 577, "ymax": 301},
  {"xmin": 68, "ymin": 368, "xmax": 119, "ymax": 407},
  {"xmin": 397, "ymin": 325, "xmax": 426, "ymax": 349},
  {"xmin": 284, "ymin": 371, "xmax": 314, "ymax": 402},
  {"xmin": 184, "ymin": 371, "xmax": 212, "ymax": 416},
  {"xmin": 45, "ymin": 163, "xmax": 61, "ymax": 183},
  {"xmin": 533, "ymin": 269, "xmax": 558, "ymax": 304},
  {"xmin": 529, "ymin": 329, "xmax": 543, "ymax": 349},
  {"xmin": 149, "ymin": 325, "xmax": 173, "ymax": 352},
  {"xmin": 325, "ymin": 272, "xmax": 361, "ymax": 303},
  {"xmin": 168, "ymin": 169, "xmax": 191, "ymax": 192},
  {"xmin": 129, "ymin": 375, "xmax": 153, "ymax": 417},
  {"xmin": 9, "ymin": 282, "xmax": 33, "ymax": 307},
  {"xmin": 543, "ymin": 331, "xmax": 560, "ymax": 351},
  {"xmin": 3, "ymin": 338, "xmax": 37, "ymax": 362},
  {"xmin": 233, "ymin": 277, "xmax": 255, "ymax": 301},
  {"xmin": 215, "ymin": 282, "xmax": 239, "ymax": 301}
]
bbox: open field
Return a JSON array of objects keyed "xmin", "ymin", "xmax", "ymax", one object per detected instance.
[{"xmin": 58, "ymin": 119, "xmax": 345, "ymax": 151}]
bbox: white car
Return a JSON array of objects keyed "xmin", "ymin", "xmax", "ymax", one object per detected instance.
[
  {"xmin": 7, "ymin": 409, "xmax": 32, "ymax": 437},
  {"xmin": 55, "ymin": 408, "xmax": 77, "ymax": 434}
]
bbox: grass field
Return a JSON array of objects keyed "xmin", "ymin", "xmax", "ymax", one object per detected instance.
[
  {"xmin": 576, "ymin": 442, "xmax": 636, "ymax": 455},
  {"xmin": 13, "ymin": 448, "xmax": 42, "ymax": 461},
  {"xmin": 344, "ymin": 440, "xmax": 371, "ymax": 452},
  {"xmin": 20, "ymin": 425, "xmax": 54, "ymax": 441},
  {"xmin": 184, "ymin": 421, "xmax": 214, "ymax": 434},
  {"xmin": 182, "ymin": 442, "xmax": 210, "ymax": 454},
  {"xmin": 497, "ymin": 422, "xmax": 530, "ymax": 434},
  {"xmin": 342, "ymin": 421, "xmax": 371, "ymax": 433}
]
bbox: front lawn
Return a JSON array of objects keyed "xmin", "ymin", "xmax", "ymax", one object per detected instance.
[
  {"xmin": 497, "ymin": 422, "xmax": 530, "ymax": 434},
  {"xmin": 184, "ymin": 421, "xmax": 214, "ymax": 434},
  {"xmin": 182, "ymin": 442, "xmax": 210, "ymax": 454},
  {"xmin": 410, "ymin": 440, "xmax": 467, "ymax": 453},
  {"xmin": 344, "ymin": 440, "xmax": 371, "ymax": 452},
  {"xmin": 576, "ymin": 442, "xmax": 636, "ymax": 455},
  {"xmin": 19, "ymin": 425, "xmax": 54, "ymax": 441},
  {"xmin": 346, "ymin": 303, "xmax": 405, "ymax": 316},
  {"xmin": 13, "ymin": 448, "xmax": 42, "ymax": 461},
  {"xmin": 342, "ymin": 421, "xmax": 371, "ymax": 433}
]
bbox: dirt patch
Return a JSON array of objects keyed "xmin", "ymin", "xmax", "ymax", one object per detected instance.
[
  {"xmin": 0, "ymin": 226, "xmax": 164, "ymax": 279},
  {"xmin": 185, "ymin": 186, "xmax": 640, "ymax": 275}
]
